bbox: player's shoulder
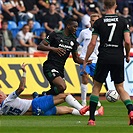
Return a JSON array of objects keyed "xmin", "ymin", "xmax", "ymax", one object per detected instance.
[
  {"xmin": 80, "ymin": 28, "xmax": 91, "ymax": 34},
  {"xmin": 118, "ymin": 15, "xmax": 128, "ymax": 23}
]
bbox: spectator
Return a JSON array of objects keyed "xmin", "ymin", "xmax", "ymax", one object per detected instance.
[
  {"xmin": 27, "ymin": 19, "xmax": 40, "ymax": 54},
  {"xmin": 36, "ymin": 32, "xmax": 46, "ymax": 45},
  {"xmin": 0, "ymin": 14, "xmax": 3, "ymax": 29},
  {"xmin": 1, "ymin": 0, "xmax": 17, "ymax": 22},
  {"xmin": 19, "ymin": 0, "xmax": 39, "ymax": 21},
  {"xmin": 15, "ymin": 24, "xmax": 36, "ymax": 52},
  {"xmin": 85, "ymin": 0, "xmax": 102, "ymax": 17},
  {"xmin": 36, "ymin": 0, "xmax": 50, "ymax": 23},
  {"xmin": 116, "ymin": 0, "xmax": 128, "ymax": 14},
  {"xmin": 74, "ymin": 0, "xmax": 86, "ymax": 15},
  {"xmin": 37, "ymin": 0, "xmax": 50, "ymax": 12},
  {"xmin": 0, "ymin": 0, "xmax": 4, "ymax": 28},
  {"xmin": 9, "ymin": 0, "xmax": 25, "ymax": 22},
  {"xmin": 36, "ymin": 0, "xmax": 50, "ymax": 15},
  {"xmin": 127, "ymin": 0, "xmax": 133, "ymax": 24},
  {"xmin": 121, "ymin": 6, "xmax": 133, "ymax": 28},
  {"xmin": 55, "ymin": 1, "xmax": 65, "ymax": 20},
  {"xmin": 97, "ymin": 0, "xmax": 105, "ymax": 15},
  {"xmin": 0, "ymin": 20, "xmax": 16, "ymax": 56},
  {"xmin": 63, "ymin": 0, "xmax": 84, "ymax": 23},
  {"xmin": 42, "ymin": 2, "xmax": 63, "ymax": 36},
  {"xmin": 121, "ymin": 6, "xmax": 133, "ymax": 44}
]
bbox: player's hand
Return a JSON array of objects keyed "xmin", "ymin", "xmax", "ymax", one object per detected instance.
[
  {"xmin": 86, "ymin": 59, "xmax": 92, "ymax": 65},
  {"xmin": 83, "ymin": 60, "xmax": 92, "ymax": 74},
  {"xmin": 126, "ymin": 56, "xmax": 130, "ymax": 63},
  {"xmin": 52, "ymin": 47, "xmax": 66, "ymax": 56},
  {"xmin": 21, "ymin": 63, "xmax": 28, "ymax": 72}
]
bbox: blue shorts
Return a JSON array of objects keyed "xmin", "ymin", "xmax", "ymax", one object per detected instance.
[
  {"xmin": 80, "ymin": 63, "xmax": 96, "ymax": 77},
  {"xmin": 32, "ymin": 95, "xmax": 56, "ymax": 116}
]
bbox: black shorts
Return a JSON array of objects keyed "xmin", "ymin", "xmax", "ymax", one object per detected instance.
[
  {"xmin": 43, "ymin": 62, "xmax": 64, "ymax": 84},
  {"xmin": 94, "ymin": 63, "xmax": 124, "ymax": 84}
]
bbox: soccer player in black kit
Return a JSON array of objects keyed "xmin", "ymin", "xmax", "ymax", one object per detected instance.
[
  {"xmin": 84, "ymin": 0, "xmax": 133, "ymax": 126},
  {"xmin": 36, "ymin": 18, "xmax": 92, "ymax": 111}
]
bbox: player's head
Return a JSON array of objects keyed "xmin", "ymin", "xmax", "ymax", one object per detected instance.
[
  {"xmin": 90, "ymin": 13, "xmax": 100, "ymax": 27},
  {"xmin": 0, "ymin": 90, "xmax": 7, "ymax": 104},
  {"xmin": 104, "ymin": 0, "xmax": 117, "ymax": 10},
  {"xmin": 64, "ymin": 18, "xmax": 78, "ymax": 34}
]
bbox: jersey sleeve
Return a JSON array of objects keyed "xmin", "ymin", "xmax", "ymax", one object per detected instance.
[
  {"xmin": 92, "ymin": 20, "xmax": 99, "ymax": 35},
  {"xmin": 72, "ymin": 39, "xmax": 79, "ymax": 53},
  {"xmin": 6, "ymin": 91, "xmax": 18, "ymax": 101},
  {"xmin": 123, "ymin": 19, "xmax": 130, "ymax": 33},
  {"xmin": 45, "ymin": 31, "xmax": 56, "ymax": 46}
]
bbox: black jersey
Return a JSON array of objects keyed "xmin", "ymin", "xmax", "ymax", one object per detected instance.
[
  {"xmin": 92, "ymin": 14, "xmax": 130, "ymax": 64},
  {"xmin": 44, "ymin": 31, "xmax": 78, "ymax": 69}
]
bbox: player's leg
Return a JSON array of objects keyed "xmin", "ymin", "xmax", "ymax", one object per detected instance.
[
  {"xmin": 54, "ymin": 93, "xmax": 85, "ymax": 110},
  {"xmin": 43, "ymin": 64, "xmax": 66, "ymax": 95},
  {"xmin": 89, "ymin": 80, "xmax": 102, "ymax": 121},
  {"xmin": 115, "ymin": 82, "xmax": 133, "ymax": 112},
  {"xmin": 56, "ymin": 106, "xmax": 104, "ymax": 116},
  {"xmin": 115, "ymin": 84, "xmax": 133, "ymax": 125},
  {"xmin": 88, "ymin": 63, "xmax": 109, "ymax": 125},
  {"xmin": 56, "ymin": 106, "xmax": 89, "ymax": 115},
  {"xmin": 81, "ymin": 73, "xmax": 89, "ymax": 106},
  {"xmin": 56, "ymin": 106, "xmax": 74, "ymax": 115},
  {"xmin": 90, "ymin": 63, "xmax": 102, "ymax": 107},
  {"xmin": 80, "ymin": 64, "xmax": 89, "ymax": 106},
  {"xmin": 53, "ymin": 93, "xmax": 89, "ymax": 114},
  {"xmin": 112, "ymin": 64, "xmax": 133, "ymax": 125}
]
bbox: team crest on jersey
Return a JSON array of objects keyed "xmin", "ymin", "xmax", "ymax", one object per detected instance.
[{"xmin": 70, "ymin": 41, "xmax": 74, "ymax": 46}]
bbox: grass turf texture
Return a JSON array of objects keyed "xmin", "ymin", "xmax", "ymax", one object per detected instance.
[{"xmin": 1, "ymin": 100, "xmax": 133, "ymax": 133}]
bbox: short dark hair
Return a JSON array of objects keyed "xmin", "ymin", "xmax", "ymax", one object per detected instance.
[
  {"xmin": 1, "ymin": 19, "xmax": 8, "ymax": 25},
  {"xmin": 27, "ymin": 19, "xmax": 33, "ymax": 23},
  {"xmin": 64, "ymin": 17, "xmax": 77, "ymax": 27}
]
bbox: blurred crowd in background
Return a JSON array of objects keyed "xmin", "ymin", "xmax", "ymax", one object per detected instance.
[{"xmin": 0, "ymin": 0, "xmax": 133, "ymax": 57}]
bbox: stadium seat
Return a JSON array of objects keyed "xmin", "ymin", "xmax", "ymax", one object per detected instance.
[
  {"xmin": 8, "ymin": 21, "xmax": 17, "ymax": 30},
  {"xmin": 33, "ymin": 21, "xmax": 41, "ymax": 30},
  {"xmin": 33, "ymin": 27, "xmax": 45, "ymax": 36},
  {"xmin": 18, "ymin": 21, "xmax": 27, "ymax": 29},
  {"xmin": 11, "ymin": 28, "xmax": 20, "ymax": 38}
]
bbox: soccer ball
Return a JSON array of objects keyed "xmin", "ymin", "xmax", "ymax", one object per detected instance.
[{"xmin": 105, "ymin": 90, "xmax": 119, "ymax": 102}]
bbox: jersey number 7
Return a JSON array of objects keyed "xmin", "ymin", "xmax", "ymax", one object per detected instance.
[{"xmin": 108, "ymin": 23, "xmax": 116, "ymax": 42}]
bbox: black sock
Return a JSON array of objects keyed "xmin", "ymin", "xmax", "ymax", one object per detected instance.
[
  {"xmin": 124, "ymin": 100, "xmax": 133, "ymax": 114},
  {"xmin": 45, "ymin": 89, "xmax": 58, "ymax": 95},
  {"xmin": 89, "ymin": 101, "xmax": 97, "ymax": 121},
  {"xmin": 126, "ymin": 104, "xmax": 133, "ymax": 114},
  {"xmin": 89, "ymin": 95, "xmax": 99, "ymax": 121}
]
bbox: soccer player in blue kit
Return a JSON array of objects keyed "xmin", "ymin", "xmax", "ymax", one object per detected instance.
[{"xmin": 0, "ymin": 63, "xmax": 103, "ymax": 116}]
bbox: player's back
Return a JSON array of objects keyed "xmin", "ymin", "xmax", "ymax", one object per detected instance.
[{"xmin": 93, "ymin": 14, "xmax": 129, "ymax": 64}]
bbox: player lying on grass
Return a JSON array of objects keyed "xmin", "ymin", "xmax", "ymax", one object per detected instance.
[{"xmin": 0, "ymin": 63, "xmax": 103, "ymax": 116}]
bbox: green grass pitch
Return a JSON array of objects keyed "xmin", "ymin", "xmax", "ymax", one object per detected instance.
[{"xmin": 1, "ymin": 100, "xmax": 133, "ymax": 133}]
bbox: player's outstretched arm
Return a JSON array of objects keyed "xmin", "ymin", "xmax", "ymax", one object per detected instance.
[
  {"xmin": 16, "ymin": 63, "xmax": 27, "ymax": 96},
  {"xmin": 72, "ymin": 51, "xmax": 92, "ymax": 65}
]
